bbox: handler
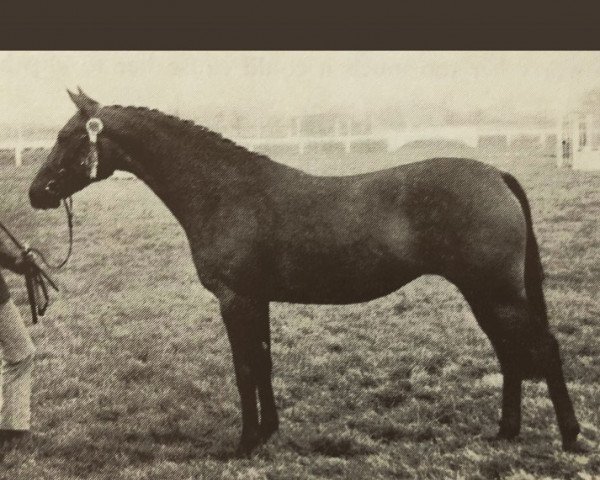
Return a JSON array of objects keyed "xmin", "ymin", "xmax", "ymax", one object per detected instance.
[{"xmin": 0, "ymin": 235, "xmax": 35, "ymax": 445}]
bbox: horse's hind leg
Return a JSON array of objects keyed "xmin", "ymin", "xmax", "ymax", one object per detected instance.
[
  {"xmin": 464, "ymin": 287, "xmax": 579, "ymax": 449},
  {"xmin": 537, "ymin": 333, "xmax": 580, "ymax": 450},
  {"xmin": 462, "ymin": 289, "xmax": 538, "ymax": 440}
]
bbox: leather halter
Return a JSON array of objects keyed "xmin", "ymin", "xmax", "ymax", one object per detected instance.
[{"xmin": 85, "ymin": 117, "xmax": 104, "ymax": 179}]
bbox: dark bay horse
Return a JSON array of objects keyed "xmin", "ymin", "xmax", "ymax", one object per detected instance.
[{"xmin": 29, "ymin": 90, "xmax": 581, "ymax": 454}]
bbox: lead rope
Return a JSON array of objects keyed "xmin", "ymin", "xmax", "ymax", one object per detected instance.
[
  {"xmin": 0, "ymin": 197, "xmax": 74, "ymax": 323},
  {"xmin": 27, "ymin": 197, "xmax": 74, "ymax": 270}
]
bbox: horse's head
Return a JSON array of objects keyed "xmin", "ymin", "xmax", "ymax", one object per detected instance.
[{"xmin": 29, "ymin": 89, "xmax": 127, "ymax": 209}]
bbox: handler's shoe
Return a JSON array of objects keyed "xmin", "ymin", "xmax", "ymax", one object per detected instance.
[{"xmin": 0, "ymin": 429, "xmax": 29, "ymax": 447}]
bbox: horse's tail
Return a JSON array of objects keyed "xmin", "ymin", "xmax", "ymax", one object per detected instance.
[{"xmin": 501, "ymin": 172, "xmax": 549, "ymax": 328}]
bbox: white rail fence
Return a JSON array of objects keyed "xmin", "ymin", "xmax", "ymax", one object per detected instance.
[
  {"xmin": 0, "ymin": 137, "xmax": 55, "ymax": 166},
  {"xmin": 240, "ymin": 125, "xmax": 556, "ymax": 154},
  {"xmin": 1, "ymin": 125, "xmax": 557, "ymax": 167}
]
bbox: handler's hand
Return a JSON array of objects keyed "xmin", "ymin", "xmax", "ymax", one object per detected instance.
[
  {"xmin": 9, "ymin": 252, "xmax": 39, "ymax": 276},
  {"xmin": 8, "ymin": 254, "xmax": 28, "ymax": 275}
]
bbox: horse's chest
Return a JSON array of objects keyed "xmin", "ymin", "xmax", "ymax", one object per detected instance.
[{"xmin": 188, "ymin": 211, "xmax": 265, "ymax": 294}]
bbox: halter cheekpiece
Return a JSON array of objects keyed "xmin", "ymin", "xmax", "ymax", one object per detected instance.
[{"xmin": 84, "ymin": 118, "xmax": 103, "ymax": 179}]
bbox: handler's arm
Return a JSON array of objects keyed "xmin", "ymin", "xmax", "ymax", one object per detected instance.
[{"xmin": 0, "ymin": 236, "xmax": 26, "ymax": 274}]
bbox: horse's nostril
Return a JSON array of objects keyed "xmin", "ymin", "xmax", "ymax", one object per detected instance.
[{"xmin": 45, "ymin": 180, "xmax": 57, "ymax": 194}]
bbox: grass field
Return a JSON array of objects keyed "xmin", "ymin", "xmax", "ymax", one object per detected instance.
[{"xmin": 0, "ymin": 149, "xmax": 598, "ymax": 479}]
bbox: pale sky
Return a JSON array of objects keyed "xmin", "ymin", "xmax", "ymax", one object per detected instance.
[{"xmin": 1, "ymin": 51, "xmax": 599, "ymax": 127}]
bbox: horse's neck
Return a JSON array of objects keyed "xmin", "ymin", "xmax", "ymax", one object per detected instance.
[{"xmin": 118, "ymin": 125, "xmax": 258, "ymax": 229}]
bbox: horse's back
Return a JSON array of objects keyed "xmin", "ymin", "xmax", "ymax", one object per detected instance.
[{"xmin": 260, "ymin": 157, "xmax": 527, "ymax": 302}]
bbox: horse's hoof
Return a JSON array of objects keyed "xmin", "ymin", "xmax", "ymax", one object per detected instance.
[
  {"xmin": 561, "ymin": 424, "xmax": 583, "ymax": 452},
  {"xmin": 483, "ymin": 433, "xmax": 511, "ymax": 444},
  {"xmin": 563, "ymin": 438, "xmax": 591, "ymax": 454},
  {"xmin": 259, "ymin": 420, "xmax": 279, "ymax": 442},
  {"xmin": 496, "ymin": 432, "xmax": 519, "ymax": 441},
  {"xmin": 485, "ymin": 434, "xmax": 517, "ymax": 444},
  {"xmin": 235, "ymin": 434, "xmax": 262, "ymax": 457},
  {"xmin": 234, "ymin": 444, "xmax": 253, "ymax": 458},
  {"xmin": 496, "ymin": 426, "xmax": 520, "ymax": 441},
  {"xmin": 234, "ymin": 445, "xmax": 251, "ymax": 458}
]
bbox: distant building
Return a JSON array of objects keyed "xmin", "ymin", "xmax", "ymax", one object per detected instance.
[{"xmin": 557, "ymin": 112, "xmax": 600, "ymax": 170}]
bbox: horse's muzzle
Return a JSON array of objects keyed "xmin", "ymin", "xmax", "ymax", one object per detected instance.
[{"xmin": 29, "ymin": 183, "xmax": 61, "ymax": 209}]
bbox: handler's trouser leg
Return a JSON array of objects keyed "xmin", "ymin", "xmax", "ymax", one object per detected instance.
[{"xmin": 0, "ymin": 299, "xmax": 35, "ymax": 430}]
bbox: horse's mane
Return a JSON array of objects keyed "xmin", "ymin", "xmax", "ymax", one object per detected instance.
[{"xmin": 106, "ymin": 104, "xmax": 260, "ymax": 159}]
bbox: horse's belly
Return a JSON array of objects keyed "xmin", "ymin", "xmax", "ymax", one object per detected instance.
[{"xmin": 268, "ymin": 255, "xmax": 418, "ymax": 304}]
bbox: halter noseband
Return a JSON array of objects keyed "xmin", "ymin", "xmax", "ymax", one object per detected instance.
[{"xmin": 85, "ymin": 117, "xmax": 104, "ymax": 179}]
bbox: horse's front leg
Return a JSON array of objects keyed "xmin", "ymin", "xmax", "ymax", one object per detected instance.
[
  {"xmin": 218, "ymin": 289, "xmax": 269, "ymax": 455},
  {"xmin": 255, "ymin": 302, "xmax": 279, "ymax": 441}
]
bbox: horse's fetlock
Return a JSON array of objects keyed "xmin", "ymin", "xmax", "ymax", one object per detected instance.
[
  {"xmin": 237, "ymin": 428, "xmax": 263, "ymax": 456},
  {"xmin": 259, "ymin": 416, "xmax": 279, "ymax": 441},
  {"xmin": 498, "ymin": 417, "xmax": 521, "ymax": 439}
]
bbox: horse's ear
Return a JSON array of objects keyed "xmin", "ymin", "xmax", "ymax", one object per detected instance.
[
  {"xmin": 67, "ymin": 88, "xmax": 100, "ymax": 117},
  {"xmin": 67, "ymin": 89, "xmax": 79, "ymax": 105}
]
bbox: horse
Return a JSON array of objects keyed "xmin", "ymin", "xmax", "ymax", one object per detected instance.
[{"xmin": 29, "ymin": 90, "xmax": 581, "ymax": 455}]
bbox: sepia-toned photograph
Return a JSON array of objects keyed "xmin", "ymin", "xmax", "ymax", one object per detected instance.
[{"xmin": 0, "ymin": 51, "xmax": 598, "ymax": 479}]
